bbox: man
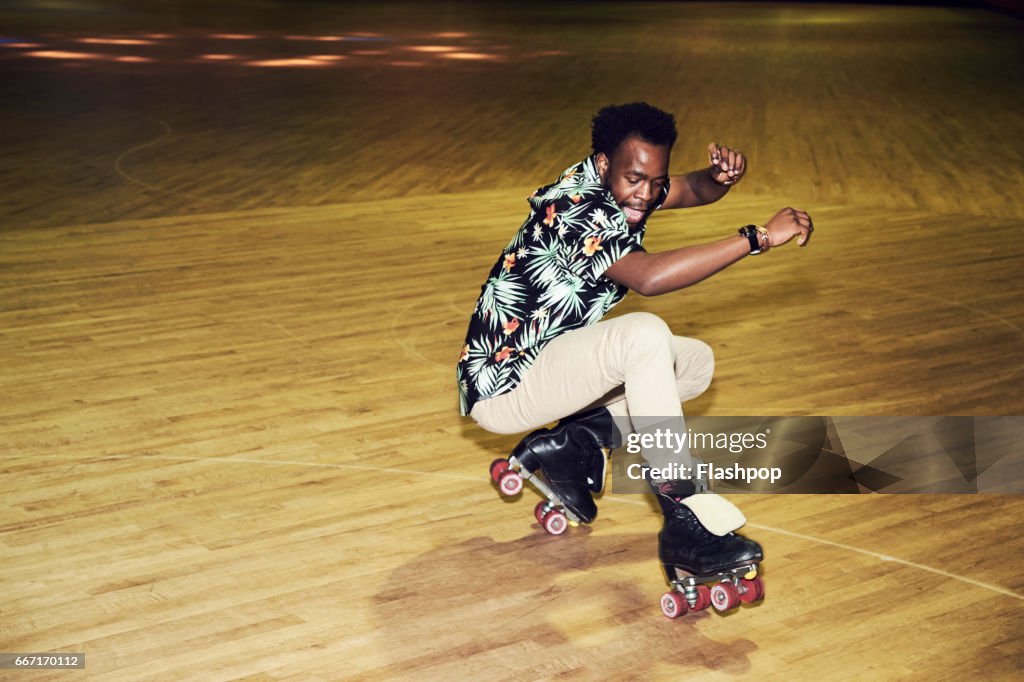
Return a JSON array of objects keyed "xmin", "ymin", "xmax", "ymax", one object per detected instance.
[{"xmin": 457, "ymin": 102, "xmax": 812, "ymax": 594}]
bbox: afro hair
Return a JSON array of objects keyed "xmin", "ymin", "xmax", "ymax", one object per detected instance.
[{"xmin": 591, "ymin": 102, "xmax": 678, "ymax": 157}]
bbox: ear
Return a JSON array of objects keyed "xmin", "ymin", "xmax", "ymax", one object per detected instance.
[{"xmin": 595, "ymin": 152, "xmax": 609, "ymax": 182}]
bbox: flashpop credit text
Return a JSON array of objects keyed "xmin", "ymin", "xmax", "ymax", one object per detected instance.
[{"xmin": 627, "ymin": 462, "xmax": 783, "ymax": 484}]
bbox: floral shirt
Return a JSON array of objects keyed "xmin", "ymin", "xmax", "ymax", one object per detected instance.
[{"xmin": 457, "ymin": 154, "xmax": 669, "ymax": 416}]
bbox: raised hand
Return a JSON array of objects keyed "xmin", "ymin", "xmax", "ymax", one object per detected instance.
[{"xmin": 708, "ymin": 143, "xmax": 747, "ymax": 186}]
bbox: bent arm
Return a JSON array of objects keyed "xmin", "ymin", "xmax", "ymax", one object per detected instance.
[
  {"xmin": 605, "ymin": 236, "xmax": 748, "ymax": 296},
  {"xmin": 607, "ymin": 206, "xmax": 815, "ymax": 296},
  {"xmin": 661, "ymin": 168, "xmax": 730, "ymax": 210},
  {"xmin": 662, "ymin": 145, "xmax": 747, "ymax": 210}
]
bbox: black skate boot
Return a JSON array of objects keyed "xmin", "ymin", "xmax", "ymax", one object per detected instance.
[
  {"xmin": 510, "ymin": 423, "xmax": 603, "ymax": 524},
  {"xmin": 654, "ymin": 480, "xmax": 762, "ymax": 576},
  {"xmin": 556, "ymin": 406, "xmax": 621, "ymax": 493},
  {"xmin": 651, "ymin": 479, "xmax": 765, "ymax": 617}
]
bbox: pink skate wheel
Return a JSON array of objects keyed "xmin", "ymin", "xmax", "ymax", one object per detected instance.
[
  {"xmin": 489, "ymin": 458, "xmax": 509, "ymax": 483},
  {"xmin": 710, "ymin": 581, "xmax": 741, "ymax": 612},
  {"xmin": 534, "ymin": 500, "xmax": 549, "ymax": 524},
  {"xmin": 542, "ymin": 509, "xmax": 568, "ymax": 535},
  {"xmin": 660, "ymin": 591, "xmax": 687, "ymax": 619},
  {"xmin": 499, "ymin": 470, "xmax": 523, "ymax": 496},
  {"xmin": 739, "ymin": 577, "xmax": 764, "ymax": 604},
  {"xmin": 692, "ymin": 584, "xmax": 712, "ymax": 611}
]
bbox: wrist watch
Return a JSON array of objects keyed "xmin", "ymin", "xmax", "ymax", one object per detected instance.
[
  {"xmin": 738, "ymin": 225, "xmax": 763, "ymax": 255},
  {"xmin": 753, "ymin": 225, "xmax": 770, "ymax": 251}
]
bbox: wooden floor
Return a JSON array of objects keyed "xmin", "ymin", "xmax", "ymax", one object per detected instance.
[{"xmin": 2, "ymin": 2, "xmax": 1023, "ymax": 679}]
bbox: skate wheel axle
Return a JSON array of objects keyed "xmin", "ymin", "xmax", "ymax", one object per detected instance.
[{"xmin": 660, "ymin": 591, "xmax": 687, "ymax": 619}]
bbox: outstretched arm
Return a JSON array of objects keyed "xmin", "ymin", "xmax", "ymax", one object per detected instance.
[
  {"xmin": 606, "ymin": 207, "xmax": 814, "ymax": 296},
  {"xmin": 661, "ymin": 143, "xmax": 747, "ymax": 210}
]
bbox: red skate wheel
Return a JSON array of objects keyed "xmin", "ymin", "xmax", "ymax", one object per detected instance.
[
  {"xmin": 534, "ymin": 500, "xmax": 549, "ymax": 524},
  {"xmin": 739, "ymin": 577, "xmax": 764, "ymax": 604},
  {"xmin": 692, "ymin": 584, "xmax": 712, "ymax": 611},
  {"xmin": 498, "ymin": 470, "xmax": 523, "ymax": 496},
  {"xmin": 660, "ymin": 591, "xmax": 688, "ymax": 619},
  {"xmin": 710, "ymin": 581, "xmax": 741, "ymax": 612},
  {"xmin": 542, "ymin": 509, "xmax": 568, "ymax": 535},
  {"xmin": 489, "ymin": 458, "xmax": 510, "ymax": 483}
]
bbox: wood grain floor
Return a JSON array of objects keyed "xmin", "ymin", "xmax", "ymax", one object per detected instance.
[{"xmin": 2, "ymin": 2, "xmax": 1023, "ymax": 680}]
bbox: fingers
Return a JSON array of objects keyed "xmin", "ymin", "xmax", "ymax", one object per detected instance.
[
  {"xmin": 708, "ymin": 143, "xmax": 729, "ymax": 185},
  {"xmin": 709, "ymin": 143, "xmax": 733, "ymax": 171},
  {"xmin": 789, "ymin": 207, "xmax": 813, "ymax": 246},
  {"xmin": 766, "ymin": 207, "xmax": 814, "ymax": 247},
  {"xmin": 708, "ymin": 142, "xmax": 720, "ymax": 165},
  {"xmin": 708, "ymin": 143, "xmax": 746, "ymax": 185}
]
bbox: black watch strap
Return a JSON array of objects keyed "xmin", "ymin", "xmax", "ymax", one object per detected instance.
[{"xmin": 738, "ymin": 225, "xmax": 762, "ymax": 255}]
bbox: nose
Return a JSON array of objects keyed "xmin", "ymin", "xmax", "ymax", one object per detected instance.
[{"xmin": 634, "ymin": 181, "xmax": 653, "ymax": 203}]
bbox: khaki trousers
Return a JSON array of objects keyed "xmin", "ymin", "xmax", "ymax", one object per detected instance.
[{"xmin": 470, "ymin": 312, "xmax": 714, "ymax": 468}]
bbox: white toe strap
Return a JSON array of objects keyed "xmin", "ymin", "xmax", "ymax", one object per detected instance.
[{"xmin": 681, "ymin": 493, "xmax": 746, "ymax": 536}]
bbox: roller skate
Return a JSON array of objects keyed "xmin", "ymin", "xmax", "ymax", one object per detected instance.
[
  {"xmin": 558, "ymin": 406, "xmax": 621, "ymax": 493},
  {"xmin": 488, "ymin": 408, "xmax": 615, "ymax": 535},
  {"xmin": 652, "ymin": 480, "xmax": 764, "ymax": 618}
]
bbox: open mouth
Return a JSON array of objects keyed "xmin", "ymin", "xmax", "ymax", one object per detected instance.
[{"xmin": 622, "ymin": 206, "xmax": 646, "ymax": 223}]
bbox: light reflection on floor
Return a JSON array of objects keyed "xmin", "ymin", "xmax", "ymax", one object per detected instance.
[{"xmin": 0, "ymin": 30, "xmax": 548, "ymax": 68}]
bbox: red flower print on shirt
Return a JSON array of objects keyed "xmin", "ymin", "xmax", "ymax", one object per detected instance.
[
  {"xmin": 583, "ymin": 236, "xmax": 603, "ymax": 256},
  {"xmin": 543, "ymin": 204, "xmax": 557, "ymax": 227}
]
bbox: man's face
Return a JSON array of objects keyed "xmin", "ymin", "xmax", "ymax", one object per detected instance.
[{"xmin": 596, "ymin": 135, "xmax": 671, "ymax": 226}]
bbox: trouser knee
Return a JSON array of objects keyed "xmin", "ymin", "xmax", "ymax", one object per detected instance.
[
  {"xmin": 686, "ymin": 340, "xmax": 715, "ymax": 397},
  {"xmin": 619, "ymin": 312, "xmax": 674, "ymax": 356}
]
